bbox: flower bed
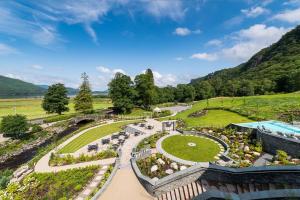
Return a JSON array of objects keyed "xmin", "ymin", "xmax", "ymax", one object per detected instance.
[
  {"xmin": 197, "ymin": 128, "xmax": 262, "ymax": 167},
  {"xmin": 0, "ymin": 166, "xmax": 99, "ymax": 200},
  {"xmin": 136, "ymin": 153, "xmax": 188, "ymax": 179},
  {"xmin": 271, "ymin": 150, "xmax": 300, "ymax": 165},
  {"xmin": 49, "ymin": 149, "xmax": 117, "ymax": 166},
  {"xmin": 136, "ymin": 132, "xmax": 168, "ymax": 151}
]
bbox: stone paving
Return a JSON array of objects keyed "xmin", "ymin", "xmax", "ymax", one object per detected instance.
[{"xmin": 75, "ymin": 165, "xmax": 109, "ymax": 200}]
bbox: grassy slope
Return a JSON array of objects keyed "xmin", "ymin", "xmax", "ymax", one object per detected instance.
[
  {"xmin": 172, "ymin": 92, "xmax": 300, "ymax": 128},
  {"xmin": 0, "ymin": 98, "xmax": 112, "ymax": 120},
  {"xmin": 162, "ymin": 135, "xmax": 220, "ymax": 162},
  {"xmin": 59, "ymin": 120, "xmax": 138, "ymax": 153}
]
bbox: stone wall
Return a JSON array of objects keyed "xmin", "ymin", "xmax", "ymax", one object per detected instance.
[
  {"xmin": 131, "ymin": 157, "xmax": 300, "ymax": 197},
  {"xmin": 257, "ymin": 130, "xmax": 300, "ymax": 157}
]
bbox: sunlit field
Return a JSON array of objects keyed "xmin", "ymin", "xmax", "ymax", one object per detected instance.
[{"xmin": 0, "ymin": 98, "xmax": 112, "ymax": 120}]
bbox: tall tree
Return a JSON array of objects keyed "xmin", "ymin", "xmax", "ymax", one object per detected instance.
[
  {"xmin": 108, "ymin": 72, "xmax": 135, "ymax": 113},
  {"xmin": 42, "ymin": 83, "xmax": 69, "ymax": 115},
  {"xmin": 175, "ymin": 84, "xmax": 196, "ymax": 102},
  {"xmin": 134, "ymin": 68, "xmax": 156, "ymax": 110},
  {"xmin": 194, "ymin": 81, "xmax": 215, "ymax": 100},
  {"xmin": 74, "ymin": 73, "xmax": 93, "ymax": 113}
]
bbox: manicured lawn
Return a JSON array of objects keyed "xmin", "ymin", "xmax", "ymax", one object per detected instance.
[
  {"xmin": 0, "ymin": 98, "xmax": 112, "ymax": 120},
  {"xmin": 185, "ymin": 109, "xmax": 251, "ymax": 128},
  {"xmin": 59, "ymin": 120, "xmax": 138, "ymax": 153},
  {"xmin": 161, "ymin": 135, "xmax": 220, "ymax": 162},
  {"xmin": 172, "ymin": 92, "xmax": 300, "ymax": 128},
  {"xmin": 120, "ymin": 108, "xmax": 152, "ymax": 117}
]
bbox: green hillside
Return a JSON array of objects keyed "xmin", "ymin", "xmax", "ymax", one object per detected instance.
[
  {"xmin": 191, "ymin": 25, "xmax": 300, "ymax": 98},
  {"xmin": 0, "ymin": 75, "xmax": 45, "ymax": 98}
]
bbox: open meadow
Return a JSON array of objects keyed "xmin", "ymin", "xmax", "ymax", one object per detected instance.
[
  {"xmin": 172, "ymin": 92, "xmax": 300, "ymax": 128},
  {"xmin": 0, "ymin": 98, "xmax": 112, "ymax": 120}
]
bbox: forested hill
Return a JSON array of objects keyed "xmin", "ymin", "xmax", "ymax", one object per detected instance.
[
  {"xmin": 191, "ymin": 25, "xmax": 300, "ymax": 98},
  {"xmin": 0, "ymin": 75, "xmax": 46, "ymax": 98}
]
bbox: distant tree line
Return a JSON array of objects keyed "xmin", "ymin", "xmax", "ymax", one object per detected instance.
[{"xmin": 109, "ymin": 68, "xmax": 300, "ymax": 114}]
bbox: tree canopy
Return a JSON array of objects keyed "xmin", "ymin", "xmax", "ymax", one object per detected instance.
[
  {"xmin": 42, "ymin": 83, "xmax": 69, "ymax": 115},
  {"xmin": 108, "ymin": 72, "xmax": 135, "ymax": 113},
  {"xmin": 74, "ymin": 73, "xmax": 93, "ymax": 113}
]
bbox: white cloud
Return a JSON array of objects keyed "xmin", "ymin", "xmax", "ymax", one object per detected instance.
[
  {"xmin": 241, "ymin": 6, "xmax": 269, "ymax": 18},
  {"xmin": 152, "ymin": 71, "xmax": 177, "ymax": 87},
  {"xmin": 0, "ymin": 43, "xmax": 17, "ymax": 55},
  {"xmin": 190, "ymin": 53, "xmax": 218, "ymax": 61},
  {"xmin": 273, "ymin": 8, "xmax": 300, "ymax": 23},
  {"xmin": 173, "ymin": 27, "xmax": 191, "ymax": 36},
  {"xmin": 142, "ymin": 0, "xmax": 185, "ymax": 21},
  {"xmin": 32, "ymin": 64, "xmax": 43, "ymax": 70},
  {"xmin": 173, "ymin": 27, "xmax": 201, "ymax": 36},
  {"xmin": 206, "ymin": 39, "xmax": 222, "ymax": 47},
  {"xmin": 5, "ymin": 73, "xmax": 23, "ymax": 80},
  {"xmin": 221, "ymin": 24, "xmax": 289, "ymax": 61},
  {"xmin": 96, "ymin": 66, "xmax": 126, "ymax": 89}
]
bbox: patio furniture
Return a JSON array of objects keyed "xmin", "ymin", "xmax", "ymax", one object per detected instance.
[
  {"xmin": 101, "ymin": 138, "xmax": 110, "ymax": 145},
  {"xmin": 88, "ymin": 144, "xmax": 98, "ymax": 152}
]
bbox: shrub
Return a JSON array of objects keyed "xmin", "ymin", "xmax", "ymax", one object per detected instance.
[
  {"xmin": 0, "ymin": 169, "xmax": 13, "ymax": 189},
  {"xmin": 0, "ymin": 115, "xmax": 29, "ymax": 139},
  {"xmin": 30, "ymin": 124, "xmax": 43, "ymax": 133},
  {"xmin": 276, "ymin": 150, "xmax": 288, "ymax": 162}
]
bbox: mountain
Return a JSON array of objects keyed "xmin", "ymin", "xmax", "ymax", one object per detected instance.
[
  {"xmin": 0, "ymin": 75, "xmax": 46, "ymax": 98},
  {"xmin": 191, "ymin": 25, "xmax": 300, "ymax": 98},
  {"xmin": 37, "ymin": 85, "xmax": 79, "ymax": 95}
]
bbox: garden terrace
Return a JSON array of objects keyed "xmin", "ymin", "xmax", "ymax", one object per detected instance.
[
  {"xmin": 59, "ymin": 120, "xmax": 140, "ymax": 153},
  {"xmin": 0, "ymin": 166, "xmax": 100, "ymax": 199}
]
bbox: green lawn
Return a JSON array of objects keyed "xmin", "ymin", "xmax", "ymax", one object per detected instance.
[
  {"xmin": 0, "ymin": 98, "xmax": 112, "ymax": 120},
  {"xmin": 120, "ymin": 108, "xmax": 152, "ymax": 117},
  {"xmin": 59, "ymin": 120, "xmax": 138, "ymax": 153},
  {"xmin": 161, "ymin": 135, "xmax": 220, "ymax": 162},
  {"xmin": 172, "ymin": 92, "xmax": 300, "ymax": 128},
  {"xmin": 184, "ymin": 109, "xmax": 251, "ymax": 128}
]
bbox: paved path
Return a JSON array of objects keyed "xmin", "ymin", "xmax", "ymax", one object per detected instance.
[
  {"xmin": 98, "ymin": 119, "xmax": 162, "ymax": 200},
  {"xmin": 76, "ymin": 165, "xmax": 110, "ymax": 200},
  {"xmin": 160, "ymin": 105, "xmax": 191, "ymax": 114},
  {"xmin": 34, "ymin": 120, "xmax": 115, "ymax": 173}
]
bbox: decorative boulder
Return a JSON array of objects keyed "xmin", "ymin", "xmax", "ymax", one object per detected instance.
[
  {"xmin": 208, "ymin": 130, "xmax": 213, "ymax": 133},
  {"xmin": 170, "ymin": 162, "xmax": 178, "ymax": 170},
  {"xmin": 232, "ymin": 154, "xmax": 239, "ymax": 159},
  {"xmin": 245, "ymin": 154, "xmax": 252, "ymax": 159},
  {"xmin": 151, "ymin": 165, "xmax": 158, "ymax": 172},
  {"xmin": 180, "ymin": 166, "xmax": 187, "ymax": 171},
  {"xmin": 157, "ymin": 158, "xmax": 165, "ymax": 165},
  {"xmin": 253, "ymin": 152, "xmax": 260, "ymax": 156},
  {"xmin": 243, "ymin": 146, "xmax": 250, "ymax": 152},
  {"xmin": 221, "ymin": 135, "xmax": 228, "ymax": 141},
  {"xmin": 165, "ymin": 169, "xmax": 174, "ymax": 175}
]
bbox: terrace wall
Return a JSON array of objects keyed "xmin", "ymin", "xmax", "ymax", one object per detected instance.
[
  {"xmin": 132, "ymin": 158, "xmax": 300, "ymax": 197},
  {"xmin": 257, "ymin": 130, "xmax": 300, "ymax": 157}
]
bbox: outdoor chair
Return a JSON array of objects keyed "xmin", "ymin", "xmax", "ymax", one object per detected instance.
[{"xmin": 88, "ymin": 144, "xmax": 98, "ymax": 152}]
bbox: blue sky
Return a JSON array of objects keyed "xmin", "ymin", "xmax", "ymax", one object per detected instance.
[{"xmin": 0, "ymin": 0, "xmax": 299, "ymax": 90}]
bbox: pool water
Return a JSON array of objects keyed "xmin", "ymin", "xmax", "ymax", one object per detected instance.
[{"xmin": 236, "ymin": 120, "xmax": 300, "ymax": 134}]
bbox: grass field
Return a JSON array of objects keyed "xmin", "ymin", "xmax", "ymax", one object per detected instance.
[
  {"xmin": 59, "ymin": 120, "xmax": 138, "ymax": 153},
  {"xmin": 172, "ymin": 92, "xmax": 300, "ymax": 128},
  {"xmin": 161, "ymin": 135, "xmax": 220, "ymax": 162},
  {"xmin": 0, "ymin": 98, "xmax": 112, "ymax": 120}
]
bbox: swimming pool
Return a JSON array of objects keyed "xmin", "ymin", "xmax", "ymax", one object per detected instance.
[{"xmin": 235, "ymin": 120, "xmax": 300, "ymax": 135}]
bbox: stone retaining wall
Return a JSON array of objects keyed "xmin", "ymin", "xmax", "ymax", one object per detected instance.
[
  {"xmin": 257, "ymin": 130, "xmax": 300, "ymax": 157},
  {"xmin": 132, "ymin": 157, "xmax": 300, "ymax": 197}
]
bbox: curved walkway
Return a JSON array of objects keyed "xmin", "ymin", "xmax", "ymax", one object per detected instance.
[
  {"xmin": 34, "ymin": 120, "xmax": 116, "ymax": 172},
  {"xmin": 98, "ymin": 119, "xmax": 162, "ymax": 200}
]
